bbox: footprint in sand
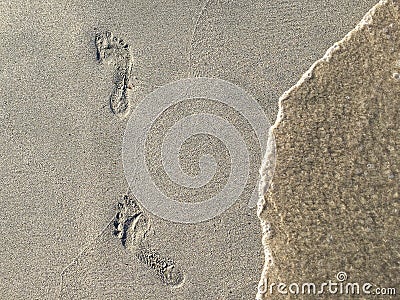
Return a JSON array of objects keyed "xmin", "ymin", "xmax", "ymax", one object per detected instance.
[
  {"xmin": 113, "ymin": 194, "xmax": 184, "ymax": 286},
  {"xmin": 95, "ymin": 31, "xmax": 134, "ymax": 118}
]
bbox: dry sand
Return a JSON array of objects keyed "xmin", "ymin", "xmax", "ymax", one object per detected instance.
[
  {"xmin": 258, "ymin": 0, "xmax": 399, "ymax": 299},
  {"xmin": 0, "ymin": 0, "xmax": 384, "ymax": 299}
]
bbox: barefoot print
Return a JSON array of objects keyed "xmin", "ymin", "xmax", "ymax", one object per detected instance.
[
  {"xmin": 113, "ymin": 194, "xmax": 184, "ymax": 286},
  {"xmin": 95, "ymin": 31, "xmax": 134, "ymax": 118}
]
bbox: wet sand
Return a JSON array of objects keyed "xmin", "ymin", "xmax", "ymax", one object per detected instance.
[{"xmin": 258, "ymin": 0, "xmax": 399, "ymax": 298}]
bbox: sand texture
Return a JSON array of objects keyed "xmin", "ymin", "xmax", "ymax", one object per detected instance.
[
  {"xmin": 0, "ymin": 0, "xmax": 385, "ymax": 299},
  {"xmin": 258, "ymin": 0, "xmax": 400, "ymax": 298}
]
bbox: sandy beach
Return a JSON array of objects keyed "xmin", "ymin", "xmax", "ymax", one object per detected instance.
[{"xmin": 0, "ymin": 1, "xmax": 393, "ymax": 299}]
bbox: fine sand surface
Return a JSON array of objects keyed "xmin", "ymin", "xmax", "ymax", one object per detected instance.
[
  {"xmin": 258, "ymin": 0, "xmax": 399, "ymax": 299},
  {"xmin": 0, "ymin": 1, "xmax": 382, "ymax": 299}
]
